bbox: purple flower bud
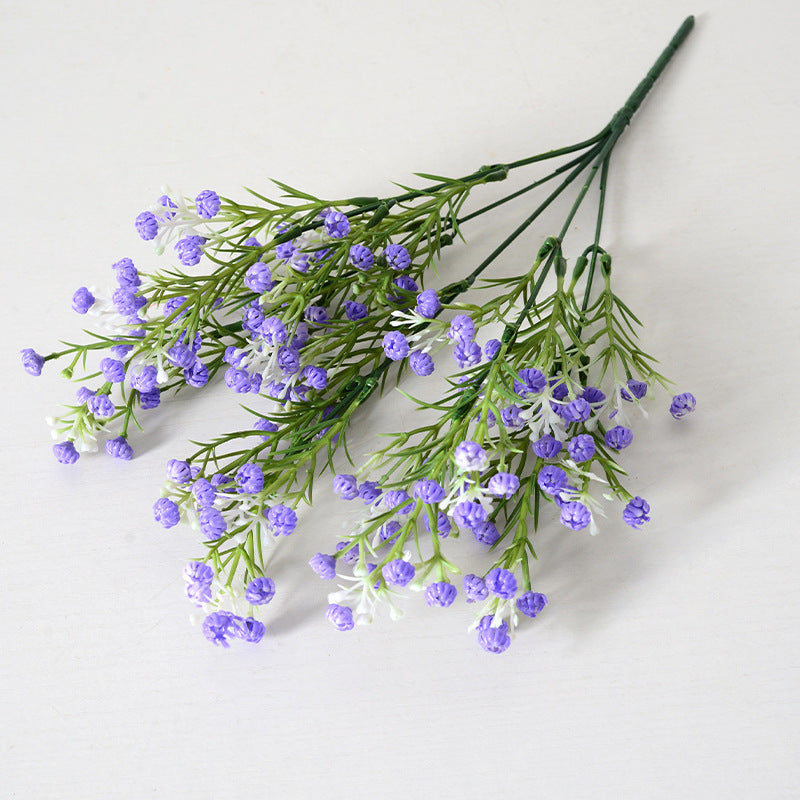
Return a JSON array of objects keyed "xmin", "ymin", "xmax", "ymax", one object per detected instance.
[
  {"xmin": 291, "ymin": 322, "xmax": 310, "ymax": 350},
  {"xmin": 153, "ymin": 497, "xmax": 180, "ymax": 528},
  {"xmin": 167, "ymin": 344, "xmax": 195, "ymax": 370},
  {"xmin": 623, "ymin": 496, "xmax": 651, "ymax": 528},
  {"xmin": 199, "ymin": 507, "xmax": 227, "ymax": 540},
  {"xmin": 670, "ymin": 392, "xmax": 696, "ymax": 419},
  {"xmin": 225, "ymin": 367, "xmax": 251, "ymax": 393},
  {"xmin": 184, "ymin": 360, "xmax": 209, "ymax": 388},
  {"xmin": 537, "ymin": 465, "xmax": 569, "ymax": 495},
  {"xmin": 113, "ymin": 258, "xmax": 141, "ymax": 288},
  {"xmin": 464, "ymin": 574, "xmax": 489, "ymax": 602},
  {"xmin": 211, "ymin": 473, "xmax": 233, "ymax": 490},
  {"xmin": 233, "ymin": 617, "xmax": 265, "ymax": 643},
  {"xmin": 379, "ymin": 520, "xmax": 401, "ymax": 544},
  {"xmin": 184, "ymin": 561, "xmax": 214, "ymax": 586},
  {"xmin": 112, "ymin": 287, "xmax": 138, "ymax": 316},
  {"xmin": 532, "ymin": 434, "xmax": 562, "ymax": 459},
  {"xmin": 99, "ymin": 358, "xmax": 124, "ymax": 384},
  {"xmin": 247, "ymin": 372, "xmax": 261, "ymax": 394},
  {"xmin": 384, "ymin": 243, "xmax": 411, "ymax": 270},
  {"xmin": 76, "ymin": 386, "xmax": 95, "ymax": 403},
  {"xmin": 256, "ymin": 316, "xmax": 286, "ymax": 347},
  {"xmin": 140, "ymin": 388, "xmax": 161, "ymax": 409},
  {"xmin": 453, "ymin": 500, "xmax": 487, "ymax": 530},
  {"xmin": 349, "ymin": 244, "xmax": 374, "ymax": 271},
  {"xmin": 337, "ymin": 541, "xmax": 360, "ymax": 565},
  {"xmin": 514, "ymin": 368, "xmax": 546, "ymax": 397},
  {"xmin": 53, "ymin": 441, "xmax": 79, "ymax": 465},
  {"xmin": 195, "ymin": 189, "xmax": 221, "ymax": 219},
  {"xmin": 163, "ymin": 296, "xmax": 189, "ymax": 321},
  {"xmin": 277, "ymin": 346, "xmax": 300, "ymax": 376},
  {"xmin": 174, "ymin": 236, "xmax": 204, "ymax": 266},
  {"xmin": 486, "ymin": 567, "xmax": 517, "ymax": 599},
  {"xmin": 21, "ymin": 348, "xmax": 45, "ymax": 376},
  {"xmin": 244, "ymin": 262, "xmax": 274, "ymax": 294},
  {"xmin": 553, "ymin": 485, "xmax": 577, "ymax": 508},
  {"xmin": 562, "ymin": 397, "xmax": 592, "ymax": 423},
  {"xmin": 425, "ymin": 582, "xmax": 457, "ymax": 607},
  {"xmin": 246, "ymin": 577, "xmax": 276, "ymax": 605},
  {"xmin": 242, "ymin": 304, "xmax": 265, "ymax": 334},
  {"xmin": 383, "ymin": 331, "xmax": 409, "ymax": 361},
  {"xmin": 301, "ymin": 365, "xmax": 327, "ymax": 391},
  {"xmin": 581, "ymin": 386, "xmax": 606, "ymax": 405},
  {"xmin": 454, "ymin": 440, "xmax": 488, "ymax": 471},
  {"xmin": 484, "ymin": 339, "xmax": 501, "ymax": 360},
  {"xmin": 265, "ymin": 380, "xmax": 287, "ymax": 401},
  {"xmin": 383, "ymin": 489, "xmax": 413, "ymax": 513},
  {"xmin": 236, "ymin": 463, "xmax": 264, "ymax": 494},
  {"xmin": 568, "ymin": 434, "xmax": 595, "ymax": 463},
  {"xmin": 605, "ymin": 425, "xmax": 633, "ymax": 450},
  {"xmin": 326, "ymin": 604, "xmax": 355, "ymax": 631},
  {"xmin": 110, "ymin": 343, "xmax": 133, "ymax": 359},
  {"xmin": 413, "ymin": 479, "xmax": 446, "ymax": 504},
  {"xmin": 135, "ymin": 211, "xmax": 158, "ymax": 240},
  {"xmin": 304, "ymin": 305, "xmax": 329, "ymax": 325},
  {"xmin": 390, "ymin": 275, "xmax": 418, "ymax": 302},
  {"xmin": 477, "ymin": 616, "xmax": 511, "ymax": 654},
  {"xmin": 72, "ymin": 287, "xmax": 95, "ymax": 314},
  {"xmin": 275, "ymin": 239, "xmax": 295, "ymax": 261},
  {"xmin": 382, "ymin": 559, "xmax": 415, "ymax": 587},
  {"xmin": 488, "ymin": 472, "xmax": 520, "ymax": 499},
  {"xmin": 166, "ymin": 459, "xmax": 192, "ymax": 483},
  {"xmin": 253, "ymin": 418, "xmax": 278, "ymax": 440},
  {"xmin": 129, "ymin": 364, "xmax": 158, "ymax": 393},
  {"xmin": 105, "ymin": 436, "xmax": 133, "ymax": 460},
  {"xmin": 473, "ymin": 520, "xmax": 500, "ymax": 546},
  {"xmin": 560, "ymin": 501, "xmax": 591, "ymax": 531},
  {"xmin": 87, "ymin": 393, "xmax": 115, "ymax": 418},
  {"xmin": 448, "ymin": 314, "xmax": 475, "ymax": 344},
  {"xmin": 344, "ymin": 300, "xmax": 368, "ymax": 321},
  {"xmin": 157, "ymin": 195, "xmax": 177, "ymax": 218},
  {"xmin": 309, "ymin": 553, "xmax": 336, "ymax": 579},
  {"xmin": 202, "ymin": 611, "xmax": 233, "ymax": 647},
  {"xmin": 324, "ymin": 210, "xmax": 350, "ymax": 238},
  {"xmin": 266, "ymin": 504, "xmax": 297, "ymax": 536},
  {"xmin": 192, "ymin": 478, "xmax": 216, "ymax": 507},
  {"xmin": 516, "ymin": 591, "xmax": 548, "ymax": 618},
  {"xmin": 408, "ymin": 349, "xmax": 434, "ymax": 376},
  {"xmin": 501, "ymin": 404, "xmax": 524, "ymax": 428},
  {"xmin": 550, "ymin": 378, "xmax": 569, "ymax": 400},
  {"xmin": 416, "ymin": 289, "xmax": 441, "ymax": 319},
  {"xmin": 334, "ymin": 474, "xmax": 358, "ymax": 500},
  {"xmin": 422, "ymin": 511, "xmax": 452, "ymax": 537},
  {"xmin": 357, "ymin": 481, "xmax": 382, "ymax": 504},
  {"xmin": 621, "ymin": 379, "xmax": 648, "ymax": 401},
  {"xmin": 453, "ymin": 341, "xmax": 482, "ymax": 369}
]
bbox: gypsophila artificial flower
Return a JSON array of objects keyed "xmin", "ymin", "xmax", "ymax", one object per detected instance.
[
  {"xmin": 245, "ymin": 577, "xmax": 276, "ymax": 605},
  {"xmin": 105, "ymin": 436, "xmax": 133, "ymax": 460},
  {"xmin": 425, "ymin": 582, "xmax": 457, "ymax": 607},
  {"xmin": 622, "ymin": 497, "xmax": 651, "ymax": 528},
  {"xmin": 23, "ymin": 17, "xmax": 700, "ymax": 655},
  {"xmin": 309, "ymin": 553, "xmax": 336, "ymax": 579},
  {"xmin": 53, "ymin": 441, "xmax": 80, "ymax": 464},
  {"xmin": 326, "ymin": 604, "xmax": 355, "ymax": 631},
  {"xmin": 670, "ymin": 392, "xmax": 697, "ymax": 419},
  {"xmin": 516, "ymin": 592, "xmax": 548, "ymax": 618}
]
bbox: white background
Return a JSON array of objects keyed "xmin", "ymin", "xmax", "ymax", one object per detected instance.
[{"xmin": 2, "ymin": 1, "xmax": 798, "ymax": 798}]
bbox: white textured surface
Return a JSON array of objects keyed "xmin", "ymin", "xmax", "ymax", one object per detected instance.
[{"xmin": 2, "ymin": 1, "xmax": 798, "ymax": 798}]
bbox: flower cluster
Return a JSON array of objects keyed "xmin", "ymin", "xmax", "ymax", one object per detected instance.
[{"xmin": 21, "ymin": 17, "xmax": 698, "ymax": 653}]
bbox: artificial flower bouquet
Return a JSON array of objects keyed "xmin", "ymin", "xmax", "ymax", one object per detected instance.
[{"xmin": 22, "ymin": 17, "xmax": 697, "ymax": 653}]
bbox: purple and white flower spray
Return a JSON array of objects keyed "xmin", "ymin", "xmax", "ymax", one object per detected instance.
[{"xmin": 21, "ymin": 17, "xmax": 698, "ymax": 652}]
